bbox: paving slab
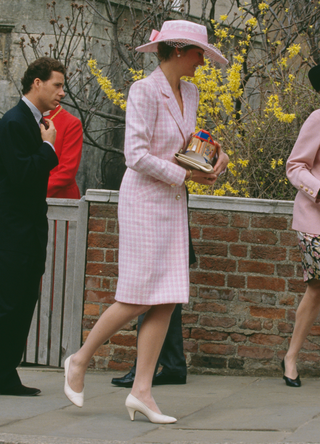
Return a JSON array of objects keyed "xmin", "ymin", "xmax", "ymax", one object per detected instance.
[{"xmin": 0, "ymin": 368, "xmax": 319, "ymax": 444}]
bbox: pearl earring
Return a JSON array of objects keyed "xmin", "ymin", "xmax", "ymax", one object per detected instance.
[{"xmin": 177, "ymin": 54, "xmax": 181, "ymax": 58}]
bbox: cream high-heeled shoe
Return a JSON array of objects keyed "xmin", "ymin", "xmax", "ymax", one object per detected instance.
[
  {"xmin": 64, "ymin": 355, "xmax": 84, "ymax": 408},
  {"xmin": 125, "ymin": 393, "xmax": 177, "ymax": 424}
]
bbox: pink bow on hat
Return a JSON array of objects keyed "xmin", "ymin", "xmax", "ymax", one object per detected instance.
[{"xmin": 149, "ymin": 30, "xmax": 160, "ymax": 42}]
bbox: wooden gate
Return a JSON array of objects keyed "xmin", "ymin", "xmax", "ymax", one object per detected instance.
[{"xmin": 24, "ymin": 198, "xmax": 89, "ymax": 368}]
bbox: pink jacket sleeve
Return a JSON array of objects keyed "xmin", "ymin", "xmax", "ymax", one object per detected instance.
[
  {"xmin": 124, "ymin": 80, "xmax": 187, "ymax": 186},
  {"xmin": 286, "ymin": 110, "xmax": 320, "ymax": 203}
]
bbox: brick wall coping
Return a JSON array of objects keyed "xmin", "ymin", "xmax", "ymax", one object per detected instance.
[{"xmin": 85, "ymin": 189, "xmax": 294, "ymax": 215}]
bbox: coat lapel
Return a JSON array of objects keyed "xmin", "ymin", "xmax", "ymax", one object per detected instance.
[
  {"xmin": 17, "ymin": 100, "xmax": 43, "ymax": 151},
  {"xmin": 151, "ymin": 66, "xmax": 189, "ymax": 145}
]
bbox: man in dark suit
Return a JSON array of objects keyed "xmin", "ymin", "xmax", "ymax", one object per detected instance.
[{"xmin": 0, "ymin": 57, "xmax": 65, "ymax": 396}]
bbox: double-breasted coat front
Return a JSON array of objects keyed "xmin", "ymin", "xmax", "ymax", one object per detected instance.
[{"xmin": 115, "ymin": 66, "xmax": 199, "ymax": 305}]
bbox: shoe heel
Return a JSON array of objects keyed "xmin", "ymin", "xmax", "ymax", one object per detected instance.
[{"xmin": 126, "ymin": 405, "xmax": 135, "ymax": 421}]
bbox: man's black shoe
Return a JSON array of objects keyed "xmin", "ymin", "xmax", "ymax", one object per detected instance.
[
  {"xmin": 153, "ymin": 371, "xmax": 186, "ymax": 385},
  {"xmin": 0, "ymin": 384, "xmax": 41, "ymax": 396},
  {"xmin": 111, "ymin": 370, "xmax": 135, "ymax": 388}
]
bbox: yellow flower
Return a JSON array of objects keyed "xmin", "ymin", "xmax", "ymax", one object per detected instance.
[
  {"xmin": 220, "ymin": 14, "xmax": 228, "ymax": 21},
  {"xmin": 287, "ymin": 43, "xmax": 301, "ymax": 59},
  {"xmin": 258, "ymin": 2, "xmax": 269, "ymax": 11},
  {"xmin": 264, "ymin": 95, "xmax": 295, "ymax": 123}
]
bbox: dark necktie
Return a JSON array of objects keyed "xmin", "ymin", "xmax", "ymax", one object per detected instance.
[{"xmin": 40, "ymin": 117, "xmax": 49, "ymax": 130}]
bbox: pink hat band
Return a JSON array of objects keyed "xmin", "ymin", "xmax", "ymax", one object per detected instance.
[{"xmin": 150, "ymin": 29, "xmax": 208, "ymax": 45}]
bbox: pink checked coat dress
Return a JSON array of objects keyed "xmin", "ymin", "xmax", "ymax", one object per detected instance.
[
  {"xmin": 286, "ymin": 110, "xmax": 320, "ymax": 235},
  {"xmin": 114, "ymin": 66, "xmax": 199, "ymax": 305}
]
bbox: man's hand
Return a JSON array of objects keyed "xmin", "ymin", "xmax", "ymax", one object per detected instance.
[{"xmin": 40, "ymin": 119, "xmax": 56, "ymax": 146}]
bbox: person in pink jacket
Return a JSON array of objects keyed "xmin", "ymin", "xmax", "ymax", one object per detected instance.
[
  {"xmin": 283, "ymin": 65, "xmax": 320, "ymax": 387},
  {"xmin": 63, "ymin": 20, "xmax": 228, "ymax": 422}
]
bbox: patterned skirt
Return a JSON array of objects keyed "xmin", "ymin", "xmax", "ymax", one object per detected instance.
[{"xmin": 297, "ymin": 232, "xmax": 320, "ymax": 282}]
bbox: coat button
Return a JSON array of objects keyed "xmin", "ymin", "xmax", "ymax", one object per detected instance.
[
  {"xmin": 176, "ymin": 194, "xmax": 181, "ymax": 200},
  {"xmin": 310, "ymin": 190, "xmax": 314, "ymax": 195},
  {"xmin": 300, "ymin": 184, "xmax": 303, "ymax": 188},
  {"xmin": 305, "ymin": 187, "xmax": 309, "ymax": 192}
]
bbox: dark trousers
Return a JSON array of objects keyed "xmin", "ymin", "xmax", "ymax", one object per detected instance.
[{"xmin": 0, "ymin": 250, "xmax": 44, "ymax": 390}]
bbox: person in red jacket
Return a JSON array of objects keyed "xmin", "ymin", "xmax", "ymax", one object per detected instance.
[{"xmin": 45, "ymin": 105, "xmax": 83, "ymax": 198}]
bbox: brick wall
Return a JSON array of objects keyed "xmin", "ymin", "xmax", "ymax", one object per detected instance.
[{"xmin": 83, "ymin": 190, "xmax": 320, "ymax": 376}]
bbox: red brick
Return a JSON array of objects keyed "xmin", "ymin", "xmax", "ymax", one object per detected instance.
[
  {"xmin": 182, "ymin": 327, "xmax": 191, "ymax": 338},
  {"xmin": 279, "ymin": 295, "xmax": 295, "ymax": 306},
  {"xmin": 249, "ymin": 333, "xmax": 284, "ymax": 345},
  {"xmin": 191, "ymin": 212, "xmax": 229, "ymax": 226},
  {"xmin": 110, "ymin": 334, "xmax": 137, "ymax": 346},
  {"xmin": 302, "ymin": 339, "xmax": 320, "ymax": 351},
  {"xmin": 238, "ymin": 345, "xmax": 274, "ymax": 359},
  {"xmin": 239, "ymin": 260, "xmax": 274, "ymax": 275},
  {"xmin": 298, "ymin": 352, "xmax": 320, "ymax": 362},
  {"xmin": 87, "ymin": 233, "xmax": 119, "ymax": 249},
  {"xmin": 287, "ymin": 309, "xmax": 296, "ymax": 322},
  {"xmin": 102, "ymin": 278, "xmax": 111, "ymax": 289},
  {"xmin": 107, "ymin": 219, "xmax": 116, "ymax": 233},
  {"xmin": 191, "ymin": 328, "xmax": 228, "ymax": 341},
  {"xmin": 200, "ymin": 257, "xmax": 236, "ymax": 272},
  {"xmin": 310, "ymin": 326, "xmax": 320, "ymax": 336},
  {"xmin": 191, "ymin": 227, "xmax": 201, "ymax": 239},
  {"xmin": 86, "ymin": 249, "xmax": 104, "ymax": 262},
  {"xmin": 85, "ymin": 290, "xmax": 115, "ymax": 303},
  {"xmin": 190, "ymin": 271, "xmax": 225, "ymax": 286},
  {"xmin": 247, "ymin": 276, "xmax": 285, "ymax": 291},
  {"xmin": 200, "ymin": 316, "xmax": 236, "ymax": 328},
  {"xmin": 239, "ymin": 291, "xmax": 261, "ymax": 304},
  {"xmin": 88, "ymin": 218, "xmax": 106, "ymax": 232},
  {"xmin": 199, "ymin": 288, "xmax": 235, "ymax": 301},
  {"xmin": 289, "ymin": 248, "xmax": 301, "ymax": 262},
  {"xmin": 288, "ymin": 279, "xmax": 306, "ymax": 293},
  {"xmin": 108, "ymin": 361, "xmax": 133, "ymax": 371},
  {"xmin": 278, "ymin": 322, "xmax": 294, "ymax": 333},
  {"xmin": 230, "ymin": 333, "xmax": 246, "ymax": 342},
  {"xmin": 241, "ymin": 230, "xmax": 278, "ymax": 245},
  {"xmin": 251, "ymin": 246, "xmax": 286, "ymax": 261},
  {"xmin": 193, "ymin": 302, "xmax": 227, "ymax": 313},
  {"xmin": 86, "ymin": 263, "xmax": 118, "ymax": 277},
  {"xmin": 182, "ymin": 314, "xmax": 199, "ymax": 324},
  {"xmin": 89, "ymin": 204, "xmax": 117, "ymax": 218},
  {"xmin": 263, "ymin": 320, "xmax": 273, "ymax": 330},
  {"xmin": 230, "ymin": 244, "xmax": 247, "ymax": 257},
  {"xmin": 251, "ymin": 216, "xmax": 287, "ymax": 230},
  {"xmin": 200, "ymin": 344, "xmax": 235, "ymax": 355},
  {"xmin": 193, "ymin": 243, "xmax": 228, "ymax": 257},
  {"xmin": 83, "ymin": 303, "xmax": 100, "ymax": 316},
  {"xmin": 241, "ymin": 319, "xmax": 262, "ymax": 331},
  {"xmin": 250, "ymin": 307, "xmax": 285, "ymax": 319},
  {"xmin": 112, "ymin": 347, "xmax": 137, "ymax": 361},
  {"xmin": 85, "ymin": 277, "xmax": 101, "ymax": 289},
  {"xmin": 82, "ymin": 318, "xmax": 97, "ymax": 329},
  {"xmin": 276, "ymin": 264, "xmax": 294, "ymax": 277},
  {"xmin": 105, "ymin": 250, "xmax": 114, "ymax": 262},
  {"xmin": 203, "ymin": 227, "xmax": 239, "ymax": 242},
  {"xmin": 231, "ymin": 214, "xmax": 250, "ymax": 228},
  {"xmin": 228, "ymin": 275, "xmax": 245, "ymax": 288},
  {"xmin": 280, "ymin": 231, "xmax": 298, "ymax": 246},
  {"xmin": 183, "ymin": 340, "xmax": 198, "ymax": 353}
]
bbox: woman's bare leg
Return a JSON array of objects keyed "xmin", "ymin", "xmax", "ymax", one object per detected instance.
[
  {"xmin": 131, "ymin": 303, "xmax": 176, "ymax": 413},
  {"xmin": 67, "ymin": 302, "xmax": 149, "ymax": 393},
  {"xmin": 285, "ymin": 279, "xmax": 320, "ymax": 379}
]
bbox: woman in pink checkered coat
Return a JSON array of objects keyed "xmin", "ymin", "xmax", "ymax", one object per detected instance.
[{"xmin": 63, "ymin": 20, "xmax": 228, "ymax": 423}]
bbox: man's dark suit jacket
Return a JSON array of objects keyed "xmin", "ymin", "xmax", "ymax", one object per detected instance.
[{"xmin": 0, "ymin": 99, "xmax": 58, "ymax": 265}]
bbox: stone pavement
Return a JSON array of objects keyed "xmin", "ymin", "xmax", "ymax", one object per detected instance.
[{"xmin": 0, "ymin": 367, "xmax": 320, "ymax": 444}]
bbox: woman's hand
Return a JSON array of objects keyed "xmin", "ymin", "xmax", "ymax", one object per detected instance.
[
  {"xmin": 185, "ymin": 169, "xmax": 218, "ymax": 185},
  {"xmin": 213, "ymin": 143, "xmax": 229, "ymax": 176}
]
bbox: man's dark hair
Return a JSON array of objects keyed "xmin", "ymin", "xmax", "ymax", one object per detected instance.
[
  {"xmin": 21, "ymin": 57, "xmax": 66, "ymax": 95},
  {"xmin": 308, "ymin": 65, "xmax": 320, "ymax": 92}
]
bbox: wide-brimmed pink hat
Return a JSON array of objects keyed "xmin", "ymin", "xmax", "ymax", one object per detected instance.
[{"xmin": 136, "ymin": 20, "xmax": 228, "ymax": 65}]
